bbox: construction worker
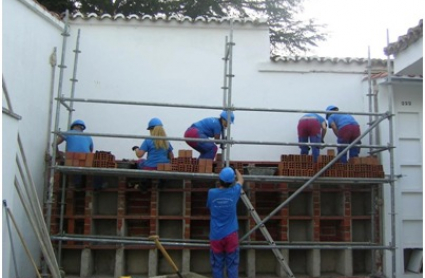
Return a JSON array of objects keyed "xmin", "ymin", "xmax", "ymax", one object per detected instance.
[
  {"xmin": 132, "ymin": 117, "xmax": 174, "ymax": 170},
  {"xmin": 56, "ymin": 119, "xmax": 94, "ymax": 188},
  {"xmin": 207, "ymin": 167, "xmax": 244, "ymax": 278},
  {"xmin": 56, "ymin": 119, "xmax": 94, "ymax": 153},
  {"xmin": 297, "ymin": 113, "xmax": 327, "ymax": 162},
  {"xmin": 184, "ymin": 110, "xmax": 234, "ymax": 160},
  {"xmin": 326, "ymin": 105, "xmax": 361, "ymax": 163}
]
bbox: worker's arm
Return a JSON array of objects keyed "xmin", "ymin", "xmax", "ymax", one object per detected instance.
[
  {"xmin": 321, "ymin": 122, "xmax": 327, "ymax": 141},
  {"xmin": 235, "ymin": 169, "xmax": 244, "ymax": 186},
  {"xmin": 56, "ymin": 136, "xmax": 64, "ymax": 147},
  {"xmin": 168, "ymin": 150, "xmax": 174, "ymax": 159},
  {"xmin": 132, "ymin": 146, "xmax": 146, "ymax": 158},
  {"xmin": 330, "ymin": 122, "xmax": 338, "ymax": 137}
]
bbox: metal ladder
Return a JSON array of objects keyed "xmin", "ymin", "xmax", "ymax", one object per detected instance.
[{"xmin": 240, "ymin": 189, "xmax": 295, "ymax": 278}]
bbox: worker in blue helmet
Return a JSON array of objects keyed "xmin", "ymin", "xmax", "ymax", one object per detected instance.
[
  {"xmin": 297, "ymin": 113, "xmax": 327, "ymax": 162},
  {"xmin": 325, "ymin": 105, "xmax": 361, "ymax": 163},
  {"xmin": 132, "ymin": 118, "xmax": 174, "ymax": 170},
  {"xmin": 207, "ymin": 167, "xmax": 244, "ymax": 278},
  {"xmin": 184, "ymin": 110, "xmax": 235, "ymax": 159},
  {"xmin": 56, "ymin": 119, "xmax": 94, "ymax": 153},
  {"xmin": 55, "ymin": 119, "xmax": 94, "ymax": 188}
]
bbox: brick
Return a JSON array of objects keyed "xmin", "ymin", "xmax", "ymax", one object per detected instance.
[
  {"xmin": 327, "ymin": 149, "xmax": 336, "ymax": 156},
  {"xmin": 85, "ymin": 153, "xmax": 94, "ymax": 167}
]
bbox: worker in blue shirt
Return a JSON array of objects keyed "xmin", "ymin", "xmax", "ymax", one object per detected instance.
[
  {"xmin": 56, "ymin": 119, "xmax": 94, "ymax": 188},
  {"xmin": 207, "ymin": 167, "xmax": 244, "ymax": 278},
  {"xmin": 56, "ymin": 119, "xmax": 93, "ymax": 153},
  {"xmin": 132, "ymin": 118, "xmax": 174, "ymax": 170},
  {"xmin": 297, "ymin": 113, "xmax": 327, "ymax": 162},
  {"xmin": 184, "ymin": 110, "xmax": 234, "ymax": 159},
  {"xmin": 326, "ymin": 105, "xmax": 361, "ymax": 163}
]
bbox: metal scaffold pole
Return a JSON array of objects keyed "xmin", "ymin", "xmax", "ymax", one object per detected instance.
[
  {"xmin": 46, "ymin": 10, "xmax": 70, "ymax": 231},
  {"xmin": 386, "ymin": 29, "xmax": 397, "ymax": 278},
  {"xmin": 67, "ymin": 28, "xmax": 82, "ymax": 126}
]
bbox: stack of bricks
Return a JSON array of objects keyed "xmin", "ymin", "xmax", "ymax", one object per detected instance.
[
  {"xmin": 93, "ymin": 151, "xmax": 117, "ymax": 168},
  {"xmin": 278, "ymin": 151, "xmax": 385, "ymax": 178},
  {"xmin": 64, "ymin": 152, "xmax": 94, "ymax": 167},
  {"xmin": 278, "ymin": 154, "xmax": 314, "ymax": 177},
  {"xmin": 157, "ymin": 150, "xmax": 215, "ymax": 173}
]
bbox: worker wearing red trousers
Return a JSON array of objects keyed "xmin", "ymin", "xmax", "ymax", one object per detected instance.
[
  {"xmin": 207, "ymin": 167, "xmax": 244, "ymax": 278},
  {"xmin": 326, "ymin": 105, "xmax": 361, "ymax": 163},
  {"xmin": 297, "ymin": 113, "xmax": 327, "ymax": 162},
  {"xmin": 184, "ymin": 110, "xmax": 234, "ymax": 160}
]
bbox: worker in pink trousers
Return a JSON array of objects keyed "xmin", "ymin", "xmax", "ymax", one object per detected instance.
[
  {"xmin": 326, "ymin": 105, "xmax": 361, "ymax": 163},
  {"xmin": 184, "ymin": 110, "xmax": 234, "ymax": 160},
  {"xmin": 297, "ymin": 113, "xmax": 327, "ymax": 162},
  {"xmin": 207, "ymin": 167, "xmax": 244, "ymax": 278}
]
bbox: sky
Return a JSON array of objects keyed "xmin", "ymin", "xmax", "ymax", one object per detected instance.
[{"xmin": 300, "ymin": 0, "xmax": 424, "ymax": 58}]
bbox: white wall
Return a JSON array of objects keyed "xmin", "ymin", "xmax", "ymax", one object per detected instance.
[
  {"xmin": 375, "ymin": 79, "xmax": 423, "ymax": 278},
  {"xmin": 2, "ymin": 0, "xmax": 64, "ymax": 277},
  {"xmin": 64, "ymin": 18, "xmax": 371, "ymax": 161}
]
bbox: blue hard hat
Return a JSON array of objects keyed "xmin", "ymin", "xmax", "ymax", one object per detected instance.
[
  {"xmin": 71, "ymin": 119, "xmax": 86, "ymax": 130},
  {"xmin": 147, "ymin": 118, "xmax": 163, "ymax": 130},
  {"xmin": 326, "ymin": 105, "xmax": 338, "ymax": 111},
  {"xmin": 219, "ymin": 167, "xmax": 235, "ymax": 183},
  {"xmin": 220, "ymin": 110, "xmax": 235, "ymax": 123}
]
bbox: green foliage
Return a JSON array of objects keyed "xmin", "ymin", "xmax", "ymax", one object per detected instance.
[{"xmin": 36, "ymin": 0, "xmax": 326, "ymax": 55}]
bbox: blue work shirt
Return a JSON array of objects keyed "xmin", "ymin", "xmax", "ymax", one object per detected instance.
[
  {"xmin": 192, "ymin": 117, "xmax": 222, "ymax": 138},
  {"xmin": 328, "ymin": 114, "xmax": 359, "ymax": 129},
  {"xmin": 301, "ymin": 113, "xmax": 326, "ymax": 125},
  {"xmin": 140, "ymin": 139, "xmax": 173, "ymax": 168},
  {"xmin": 63, "ymin": 130, "xmax": 93, "ymax": 153},
  {"xmin": 207, "ymin": 183, "xmax": 242, "ymax": 240}
]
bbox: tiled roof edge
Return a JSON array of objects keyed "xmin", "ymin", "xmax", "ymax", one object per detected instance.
[
  {"xmin": 384, "ymin": 19, "xmax": 423, "ymax": 56},
  {"xmin": 271, "ymin": 55, "xmax": 389, "ymax": 66},
  {"xmin": 366, "ymin": 72, "xmax": 422, "ymax": 80},
  {"xmin": 71, "ymin": 12, "xmax": 268, "ymax": 25}
]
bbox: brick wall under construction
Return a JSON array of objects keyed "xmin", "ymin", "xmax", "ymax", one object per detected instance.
[{"xmin": 50, "ymin": 150, "xmax": 383, "ymax": 278}]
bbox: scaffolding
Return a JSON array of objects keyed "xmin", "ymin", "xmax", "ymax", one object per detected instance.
[{"xmin": 44, "ymin": 15, "xmax": 398, "ymax": 278}]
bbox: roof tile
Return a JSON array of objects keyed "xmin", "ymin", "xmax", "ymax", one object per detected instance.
[{"xmin": 384, "ymin": 19, "xmax": 423, "ymax": 56}]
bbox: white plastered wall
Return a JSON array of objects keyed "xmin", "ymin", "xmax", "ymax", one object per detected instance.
[
  {"xmin": 374, "ymin": 79, "xmax": 423, "ymax": 278},
  {"xmin": 2, "ymin": 0, "xmax": 64, "ymax": 277},
  {"xmin": 63, "ymin": 18, "xmax": 370, "ymax": 161}
]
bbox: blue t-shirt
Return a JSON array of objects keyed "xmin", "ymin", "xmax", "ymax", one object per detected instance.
[
  {"xmin": 327, "ymin": 114, "xmax": 358, "ymax": 130},
  {"xmin": 302, "ymin": 113, "xmax": 326, "ymax": 125},
  {"xmin": 207, "ymin": 183, "xmax": 242, "ymax": 240},
  {"xmin": 63, "ymin": 130, "xmax": 93, "ymax": 153},
  {"xmin": 192, "ymin": 117, "xmax": 222, "ymax": 138},
  {"xmin": 140, "ymin": 139, "xmax": 173, "ymax": 167}
]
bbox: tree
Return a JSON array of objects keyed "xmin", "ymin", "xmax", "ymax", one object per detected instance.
[{"xmin": 36, "ymin": 0, "xmax": 326, "ymax": 55}]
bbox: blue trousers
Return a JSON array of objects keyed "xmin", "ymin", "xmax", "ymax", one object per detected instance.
[{"xmin": 210, "ymin": 249, "xmax": 239, "ymax": 278}]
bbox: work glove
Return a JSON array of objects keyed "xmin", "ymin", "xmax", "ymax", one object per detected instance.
[{"xmin": 132, "ymin": 146, "xmax": 139, "ymax": 151}]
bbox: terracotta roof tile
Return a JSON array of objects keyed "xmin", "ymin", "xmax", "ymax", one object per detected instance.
[
  {"xmin": 384, "ymin": 19, "xmax": 423, "ymax": 56},
  {"xmin": 270, "ymin": 55, "xmax": 388, "ymax": 66},
  {"xmin": 71, "ymin": 12, "xmax": 268, "ymax": 25}
]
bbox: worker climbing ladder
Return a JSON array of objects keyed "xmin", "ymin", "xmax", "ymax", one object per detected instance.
[
  {"xmin": 221, "ymin": 20, "xmax": 294, "ymax": 278},
  {"xmin": 240, "ymin": 189, "xmax": 295, "ymax": 278}
]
